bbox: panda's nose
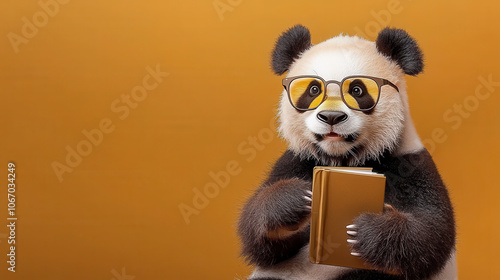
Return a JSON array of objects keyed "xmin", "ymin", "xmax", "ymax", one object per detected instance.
[{"xmin": 317, "ymin": 111, "xmax": 348, "ymax": 125}]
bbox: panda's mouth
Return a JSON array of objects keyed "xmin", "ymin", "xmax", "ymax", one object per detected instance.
[
  {"xmin": 314, "ymin": 132, "xmax": 359, "ymax": 143},
  {"xmin": 324, "ymin": 132, "xmax": 343, "ymax": 141}
]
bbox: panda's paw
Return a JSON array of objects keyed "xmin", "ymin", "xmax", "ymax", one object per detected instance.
[
  {"xmin": 276, "ymin": 182, "xmax": 312, "ymax": 220},
  {"xmin": 347, "ymin": 212, "xmax": 387, "ymax": 262},
  {"xmin": 346, "ymin": 204, "xmax": 398, "ymax": 255},
  {"xmin": 264, "ymin": 179, "xmax": 312, "ymax": 239},
  {"xmin": 346, "ymin": 208, "xmax": 408, "ymax": 273}
]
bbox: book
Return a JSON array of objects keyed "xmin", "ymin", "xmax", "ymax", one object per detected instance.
[{"xmin": 309, "ymin": 167, "xmax": 386, "ymax": 269}]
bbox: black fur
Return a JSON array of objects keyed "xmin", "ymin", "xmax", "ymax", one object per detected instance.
[
  {"xmin": 237, "ymin": 149, "xmax": 455, "ymax": 279},
  {"xmin": 263, "ymin": 150, "xmax": 318, "ymax": 185},
  {"xmin": 310, "ymin": 142, "xmax": 378, "ymax": 167},
  {"xmin": 271, "ymin": 25, "xmax": 312, "ymax": 75},
  {"xmin": 352, "ymin": 149, "xmax": 456, "ymax": 279},
  {"xmin": 237, "ymin": 151, "xmax": 318, "ymax": 266},
  {"xmin": 376, "ymin": 28, "xmax": 424, "ymax": 76},
  {"xmin": 336, "ymin": 269, "xmax": 403, "ymax": 280}
]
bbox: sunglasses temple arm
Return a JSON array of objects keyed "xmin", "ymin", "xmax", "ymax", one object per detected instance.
[{"xmin": 383, "ymin": 80, "xmax": 399, "ymax": 92}]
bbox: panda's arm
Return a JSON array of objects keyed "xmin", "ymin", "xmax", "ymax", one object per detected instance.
[
  {"xmin": 237, "ymin": 150, "xmax": 317, "ymax": 267},
  {"xmin": 350, "ymin": 149, "xmax": 456, "ymax": 279}
]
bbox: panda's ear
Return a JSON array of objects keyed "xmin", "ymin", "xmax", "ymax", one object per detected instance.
[
  {"xmin": 271, "ymin": 25, "xmax": 312, "ymax": 75},
  {"xmin": 376, "ymin": 28, "xmax": 424, "ymax": 76}
]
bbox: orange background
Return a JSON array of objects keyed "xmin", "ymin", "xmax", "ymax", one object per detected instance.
[{"xmin": 0, "ymin": 0, "xmax": 499, "ymax": 279}]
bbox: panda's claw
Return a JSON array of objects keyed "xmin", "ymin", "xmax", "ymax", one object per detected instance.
[
  {"xmin": 303, "ymin": 190, "xmax": 313, "ymax": 210},
  {"xmin": 346, "ymin": 224, "xmax": 357, "ymax": 229},
  {"xmin": 347, "ymin": 230, "xmax": 357, "ymax": 236},
  {"xmin": 384, "ymin": 203, "xmax": 396, "ymax": 212},
  {"xmin": 350, "ymin": 251, "xmax": 361, "ymax": 257}
]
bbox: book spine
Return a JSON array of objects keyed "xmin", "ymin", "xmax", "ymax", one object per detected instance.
[{"xmin": 314, "ymin": 171, "xmax": 328, "ymax": 262}]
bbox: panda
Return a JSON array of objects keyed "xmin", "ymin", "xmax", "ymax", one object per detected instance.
[{"xmin": 237, "ymin": 25, "xmax": 457, "ymax": 280}]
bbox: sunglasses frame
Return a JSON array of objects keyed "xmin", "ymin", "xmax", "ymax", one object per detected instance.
[{"xmin": 282, "ymin": 75, "xmax": 399, "ymax": 111}]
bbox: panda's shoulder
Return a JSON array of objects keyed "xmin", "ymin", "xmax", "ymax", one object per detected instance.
[{"xmin": 265, "ymin": 150, "xmax": 318, "ymax": 184}]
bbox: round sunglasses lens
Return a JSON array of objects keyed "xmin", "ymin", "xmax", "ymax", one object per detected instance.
[
  {"xmin": 289, "ymin": 78, "xmax": 325, "ymax": 110},
  {"xmin": 341, "ymin": 78, "xmax": 379, "ymax": 110}
]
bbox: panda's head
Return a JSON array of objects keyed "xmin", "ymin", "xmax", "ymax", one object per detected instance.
[{"xmin": 272, "ymin": 25, "xmax": 424, "ymax": 166}]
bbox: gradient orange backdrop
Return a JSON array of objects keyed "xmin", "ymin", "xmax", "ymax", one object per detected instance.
[{"xmin": 1, "ymin": 0, "xmax": 499, "ymax": 279}]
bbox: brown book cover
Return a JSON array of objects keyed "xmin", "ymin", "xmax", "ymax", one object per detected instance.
[{"xmin": 309, "ymin": 167, "xmax": 386, "ymax": 269}]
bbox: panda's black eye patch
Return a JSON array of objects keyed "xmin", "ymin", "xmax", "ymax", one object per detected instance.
[
  {"xmin": 348, "ymin": 80, "xmax": 367, "ymax": 97},
  {"xmin": 306, "ymin": 80, "xmax": 322, "ymax": 95},
  {"xmin": 343, "ymin": 79, "xmax": 375, "ymax": 111},
  {"xmin": 292, "ymin": 79, "xmax": 325, "ymax": 111}
]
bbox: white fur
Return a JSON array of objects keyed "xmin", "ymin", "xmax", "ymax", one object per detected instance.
[
  {"xmin": 432, "ymin": 251, "xmax": 458, "ymax": 280},
  {"xmin": 278, "ymin": 34, "xmax": 423, "ymax": 166},
  {"xmin": 304, "ymin": 99, "xmax": 363, "ymax": 137}
]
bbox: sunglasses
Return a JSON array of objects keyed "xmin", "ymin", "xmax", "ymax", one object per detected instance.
[{"xmin": 282, "ymin": 75, "xmax": 399, "ymax": 111}]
